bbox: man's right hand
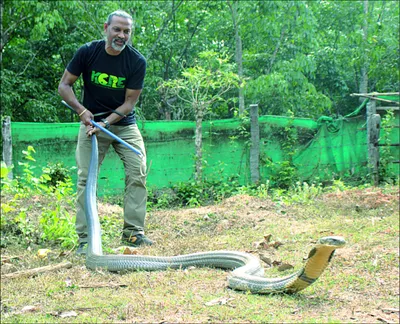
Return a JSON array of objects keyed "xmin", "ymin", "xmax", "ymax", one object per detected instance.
[{"xmin": 80, "ymin": 109, "xmax": 94, "ymax": 126}]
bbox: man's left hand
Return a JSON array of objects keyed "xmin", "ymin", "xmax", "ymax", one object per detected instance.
[{"xmin": 86, "ymin": 123, "xmax": 105, "ymax": 136}]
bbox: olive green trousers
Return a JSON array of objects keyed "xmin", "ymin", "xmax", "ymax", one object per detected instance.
[{"xmin": 75, "ymin": 123, "xmax": 147, "ymax": 243}]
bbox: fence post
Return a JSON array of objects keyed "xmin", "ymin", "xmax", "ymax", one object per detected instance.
[
  {"xmin": 2, "ymin": 116, "xmax": 13, "ymax": 179},
  {"xmin": 366, "ymin": 100, "xmax": 380, "ymax": 185},
  {"xmin": 250, "ymin": 104, "xmax": 260, "ymax": 183}
]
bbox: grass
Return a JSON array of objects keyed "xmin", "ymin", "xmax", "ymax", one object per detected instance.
[{"xmin": 1, "ymin": 186, "xmax": 399, "ymax": 323}]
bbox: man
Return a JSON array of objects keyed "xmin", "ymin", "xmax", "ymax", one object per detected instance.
[{"xmin": 58, "ymin": 10, "xmax": 153, "ymax": 255}]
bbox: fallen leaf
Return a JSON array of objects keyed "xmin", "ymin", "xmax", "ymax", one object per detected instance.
[
  {"xmin": 123, "ymin": 247, "xmax": 139, "ymax": 255},
  {"xmin": 205, "ymin": 297, "xmax": 235, "ymax": 306},
  {"xmin": 184, "ymin": 266, "xmax": 196, "ymax": 273},
  {"xmin": 382, "ymin": 308, "xmax": 399, "ymax": 314},
  {"xmin": 272, "ymin": 260, "xmax": 282, "ymax": 267},
  {"xmin": 48, "ymin": 310, "xmax": 78, "ymax": 318},
  {"xmin": 253, "ymin": 240, "xmax": 265, "ymax": 249},
  {"xmin": 37, "ymin": 249, "xmax": 52, "ymax": 259},
  {"xmin": 278, "ymin": 263, "xmax": 294, "ymax": 271},
  {"xmin": 319, "ymin": 229, "xmax": 333, "ymax": 234},
  {"xmin": 263, "ymin": 234, "xmax": 272, "ymax": 242},
  {"xmin": 65, "ymin": 277, "xmax": 73, "ymax": 287},
  {"xmin": 377, "ymin": 317, "xmax": 395, "ymax": 324},
  {"xmin": 21, "ymin": 305, "xmax": 38, "ymax": 313},
  {"xmin": 372, "ymin": 256, "xmax": 379, "ymax": 266},
  {"xmin": 271, "ymin": 241, "xmax": 284, "ymax": 249},
  {"xmin": 59, "ymin": 311, "xmax": 78, "ymax": 318},
  {"xmin": 259, "ymin": 253, "xmax": 272, "ymax": 266}
]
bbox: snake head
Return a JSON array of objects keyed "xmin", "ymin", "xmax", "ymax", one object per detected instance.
[{"xmin": 317, "ymin": 236, "xmax": 346, "ymax": 248}]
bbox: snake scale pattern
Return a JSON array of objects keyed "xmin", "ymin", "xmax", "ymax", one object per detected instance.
[{"xmin": 84, "ymin": 135, "xmax": 345, "ymax": 294}]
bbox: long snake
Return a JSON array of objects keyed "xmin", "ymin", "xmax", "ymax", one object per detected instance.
[{"xmin": 84, "ymin": 135, "xmax": 345, "ymax": 294}]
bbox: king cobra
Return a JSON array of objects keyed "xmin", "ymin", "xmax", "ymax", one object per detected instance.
[{"xmin": 84, "ymin": 135, "xmax": 345, "ymax": 294}]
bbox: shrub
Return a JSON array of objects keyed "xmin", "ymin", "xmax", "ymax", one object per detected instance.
[{"xmin": 1, "ymin": 147, "xmax": 76, "ymax": 248}]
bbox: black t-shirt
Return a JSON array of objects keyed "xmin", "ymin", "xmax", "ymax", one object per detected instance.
[{"xmin": 67, "ymin": 40, "xmax": 146, "ymax": 125}]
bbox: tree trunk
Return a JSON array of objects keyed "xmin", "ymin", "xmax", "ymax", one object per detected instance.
[
  {"xmin": 194, "ymin": 109, "xmax": 203, "ymax": 181},
  {"xmin": 2, "ymin": 116, "xmax": 13, "ymax": 179},
  {"xmin": 0, "ymin": 0, "xmax": 3, "ymax": 65},
  {"xmin": 359, "ymin": 0, "xmax": 369, "ymax": 102},
  {"xmin": 236, "ymin": 33, "xmax": 245, "ymax": 116},
  {"xmin": 250, "ymin": 104, "xmax": 260, "ymax": 183},
  {"xmin": 229, "ymin": 0, "xmax": 245, "ymax": 116},
  {"xmin": 367, "ymin": 100, "xmax": 380, "ymax": 186}
]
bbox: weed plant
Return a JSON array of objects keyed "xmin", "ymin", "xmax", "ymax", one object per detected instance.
[{"xmin": 1, "ymin": 147, "xmax": 76, "ymax": 249}]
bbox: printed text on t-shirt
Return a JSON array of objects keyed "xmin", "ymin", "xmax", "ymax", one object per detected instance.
[{"xmin": 91, "ymin": 71, "xmax": 126, "ymax": 89}]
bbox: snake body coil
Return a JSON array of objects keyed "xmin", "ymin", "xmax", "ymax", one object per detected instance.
[{"xmin": 85, "ymin": 135, "xmax": 345, "ymax": 294}]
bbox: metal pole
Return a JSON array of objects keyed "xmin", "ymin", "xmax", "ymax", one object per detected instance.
[{"xmin": 61, "ymin": 100, "xmax": 143, "ymax": 158}]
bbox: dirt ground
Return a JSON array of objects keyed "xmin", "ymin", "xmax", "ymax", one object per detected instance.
[{"xmin": 1, "ymin": 186, "xmax": 399, "ymax": 323}]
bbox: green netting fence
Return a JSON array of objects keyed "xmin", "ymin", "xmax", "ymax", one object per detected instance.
[{"xmin": 4, "ymin": 100, "xmax": 399, "ymax": 196}]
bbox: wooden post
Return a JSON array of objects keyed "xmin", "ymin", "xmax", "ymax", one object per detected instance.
[
  {"xmin": 2, "ymin": 116, "xmax": 13, "ymax": 179},
  {"xmin": 250, "ymin": 104, "xmax": 260, "ymax": 183},
  {"xmin": 366, "ymin": 100, "xmax": 380, "ymax": 185}
]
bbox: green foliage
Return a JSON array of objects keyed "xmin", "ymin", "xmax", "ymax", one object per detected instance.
[
  {"xmin": 265, "ymin": 160, "xmax": 298, "ymax": 190},
  {"xmin": 160, "ymin": 51, "xmax": 240, "ymax": 118},
  {"xmin": 160, "ymin": 51, "xmax": 240, "ymax": 180},
  {"xmin": 278, "ymin": 181, "xmax": 323, "ymax": 205},
  {"xmin": 1, "ymin": 1, "xmax": 398, "ymax": 122},
  {"xmin": 146, "ymin": 175, "xmax": 379, "ymax": 210},
  {"xmin": 148, "ymin": 178, "xmax": 241, "ymax": 209},
  {"xmin": 262, "ymin": 112, "xmax": 300, "ymax": 189},
  {"xmin": 230, "ymin": 110, "xmax": 251, "ymax": 146},
  {"xmin": 42, "ymin": 162, "xmax": 75, "ymax": 188},
  {"xmin": 1, "ymin": 147, "xmax": 76, "ymax": 248},
  {"xmin": 245, "ymin": 61, "xmax": 332, "ymax": 118},
  {"xmin": 39, "ymin": 182, "xmax": 76, "ymax": 249}
]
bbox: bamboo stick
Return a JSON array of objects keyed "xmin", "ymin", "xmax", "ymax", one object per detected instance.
[
  {"xmin": 351, "ymin": 92, "xmax": 399, "ymax": 96},
  {"xmin": 1, "ymin": 261, "xmax": 72, "ymax": 279},
  {"xmin": 350, "ymin": 94, "xmax": 399, "ymax": 104},
  {"xmin": 376, "ymin": 106, "xmax": 399, "ymax": 111}
]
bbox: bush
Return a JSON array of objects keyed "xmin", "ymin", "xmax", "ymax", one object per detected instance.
[{"xmin": 1, "ymin": 147, "xmax": 76, "ymax": 248}]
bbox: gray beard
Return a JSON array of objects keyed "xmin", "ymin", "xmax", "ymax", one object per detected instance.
[{"xmin": 111, "ymin": 38, "xmax": 126, "ymax": 52}]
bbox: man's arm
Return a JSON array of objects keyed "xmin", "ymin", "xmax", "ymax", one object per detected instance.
[
  {"xmin": 103, "ymin": 88, "xmax": 142, "ymax": 125},
  {"xmin": 58, "ymin": 69, "xmax": 93, "ymax": 126},
  {"xmin": 87, "ymin": 88, "xmax": 142, "ymax": 136}
]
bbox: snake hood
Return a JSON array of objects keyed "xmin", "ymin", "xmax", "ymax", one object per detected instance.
[{"xmin": 316, "ymin": 236, "xmax": 346, "ymax": 248}]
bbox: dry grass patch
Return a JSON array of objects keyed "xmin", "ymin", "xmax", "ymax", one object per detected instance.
[{"xmin": 1, "ymin": 186, "xmax": 399, "ymax": 323}]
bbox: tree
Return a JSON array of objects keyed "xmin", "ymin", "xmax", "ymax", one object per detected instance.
[
  {"xmin": 227, "ymin": 0, "xmax": 245, "ymax": 116},
  {"xmin": 242, "ymin": 1, "xmax": 332, "ymax": 118},
  {"xmin": 160, "ymin": 52, "xmax": 239, "ymax": 180},
  {"xmin": 1, "ymin": 1, "xmax": 398, "ymax": 122},
  {"xmin": 0, "ymin": 0, "xmax": 67, "ymax": 121}
]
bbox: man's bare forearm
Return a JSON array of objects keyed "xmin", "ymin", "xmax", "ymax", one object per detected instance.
[
  {"xmin": 105, "ymin": 102, "xmax": 136, "ymax": 124},
  {"xmin": 103, "ymin": 89, "xmax": 142, "ymax": 125},
  {"xmin": 58, "ymin": 83, "xmax": 86, "ymax": 115}
]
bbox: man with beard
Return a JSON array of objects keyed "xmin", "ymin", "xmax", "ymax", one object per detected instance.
[{"xmin": 58, "ymin": 10, "xmax": 153, "ymax": 255}]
